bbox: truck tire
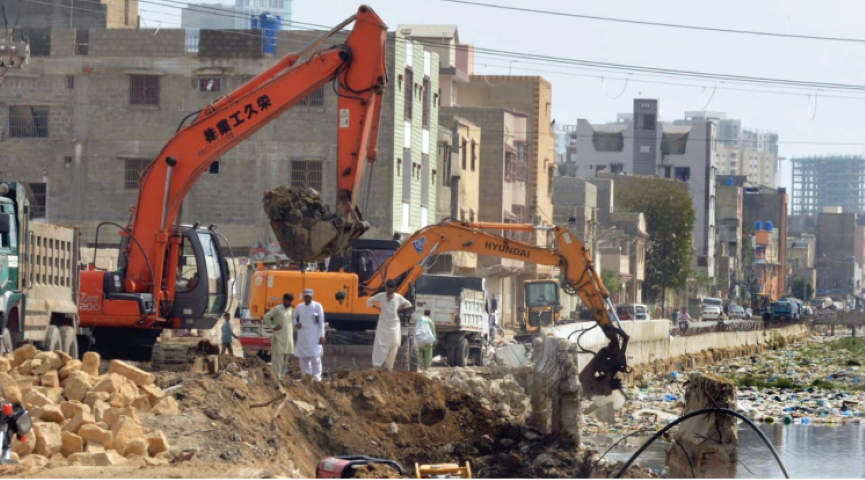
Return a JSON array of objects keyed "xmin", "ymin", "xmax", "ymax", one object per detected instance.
[
  {"xmin": 43, "ymin": 325, "xmax": 62, "ymax": 352},
  {"xmin": 59, "ymin": 326, "xmax": 79, "ymax": 359},
  {"xmin": 454, "ymin": 337, "xmax": 469, "ymax": 367},
  {"xmin": 1, "ymin": 328, "xmax": 13, "ymax": 355}
]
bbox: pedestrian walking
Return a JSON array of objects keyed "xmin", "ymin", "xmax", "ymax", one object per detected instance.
[
  {"xmin": 367, "ymin": 279, "xmax": 413, "ymax": 371},
  {"xmin": 220, "ymin": 313, "xmax": 239, "ymax": 356},
  {"xmin": 414, "ymin": 309, "xmax": 437, "ymax": 371},
  {"xmin": 263, "ymin": 293, "xmax": 294, "ymax": 381},
  {"xmin": 293, "ymin": 289, "xmax": 326, "ymax": 381}
]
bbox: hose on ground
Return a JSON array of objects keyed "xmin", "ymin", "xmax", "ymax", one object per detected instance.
[{"xmin": 613, "ymin": 407, "xmax": 789, "ymax": 479}]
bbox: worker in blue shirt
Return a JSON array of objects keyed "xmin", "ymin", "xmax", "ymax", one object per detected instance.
[{"xmin": 221, "ymin": 313, "xmax": 239, "ymax": 356}]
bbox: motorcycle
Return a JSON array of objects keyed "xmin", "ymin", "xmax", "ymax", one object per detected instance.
[{"xmin": 0, "ymin": 394, "xmax": 32, "ymax": 464}]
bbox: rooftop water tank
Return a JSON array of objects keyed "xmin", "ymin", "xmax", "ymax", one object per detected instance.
[
  {"xmin": 755, "ymin": 220, "xmax": 763, "ymax": 231},
  {"xmin": 726, "ymin": 177, "xmax": 734, "ymax": 186},
  {"xmin": 766, "ymin": 221, "xmax": 773, "ymax": 231},
  {"xmin": 251, "ymin": 13, "xmax": 281, "ymax": 56}
]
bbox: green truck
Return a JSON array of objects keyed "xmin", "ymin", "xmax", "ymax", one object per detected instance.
[{"xmin": 0, "ymin": 182, "xmax": 80, "ymax": 356}]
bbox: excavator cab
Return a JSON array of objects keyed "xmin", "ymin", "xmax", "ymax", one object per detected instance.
[{"xmin": 519, "ymin": 280, "xmax": 562, "ymax": 337}]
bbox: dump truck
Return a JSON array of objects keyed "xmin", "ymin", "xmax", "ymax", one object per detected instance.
[{"xmin": 0, "ymin": 182, "xmax": 81, "ymax": 356}]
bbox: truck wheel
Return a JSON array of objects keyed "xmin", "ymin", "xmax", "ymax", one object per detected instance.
[
  {"xmin": 454, "ymin": 337, "xmax": 469, "ymax": 367},
  {"xmin": 43, "ymin": 325, "xmax": 62, "ymax": 352},
  {"xmin": 1, "ymin": 328, "xmax": 13, "ymax": 355},
  {"xmin": 59, "ymin": 326, "xmax": 79, "ymax": 359}
]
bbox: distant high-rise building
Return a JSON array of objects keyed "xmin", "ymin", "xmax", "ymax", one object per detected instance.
[
  {"xmin": 792, "ymin": 156, "xmax": 865, "ymax": 216},
  {"xmin": 233, "ymin": 0, "xmax": 291, "ymax": 29},
  {"xmin": 180, "ymin": 0, "xmax": 291, "ymax": 52}
]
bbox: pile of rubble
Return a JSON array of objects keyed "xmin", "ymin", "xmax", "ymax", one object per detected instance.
[
  {"xmin": 0, "ymin": 345, "xmax": 176, "ymax": 468},
  {"xmin": 432, "ymin": 366, "xmax": 532, "ymax": 420}
]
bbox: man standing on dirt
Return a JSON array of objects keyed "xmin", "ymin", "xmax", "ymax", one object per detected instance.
[
  {"xmin": 264, "ymin": 293, "xmax": 294, "ymax": 381},
  {"xmin": 220, "ymin": 313, "xmax": 238, "ymax": 356},
  {"xmin": 294, "ymin": 289, "xmax": 326, "ymax": 381},
  {"xmin": 367, "ymin": 279, "xmax": 413, "ymax": 372}
]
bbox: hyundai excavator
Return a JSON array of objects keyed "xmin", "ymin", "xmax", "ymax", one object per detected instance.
[
  {"xmin": 248, "ymin": 220, "xmax": 630, "ymax": 397},
  {"xmin": 77, "ymin": 6, "xmax": 388, "ymax": 359}
]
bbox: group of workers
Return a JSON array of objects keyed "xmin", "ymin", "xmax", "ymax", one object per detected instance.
[{"xmin": 222, "ymin": 279, "xmax": 437, "ymax": 382}]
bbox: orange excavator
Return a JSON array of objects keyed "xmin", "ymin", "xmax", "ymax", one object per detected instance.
[
  {"xmin": 248, "ymin": 220, "xmax": 630, "ymax": 397},
  {"xmin": 77, "ymin": 6, "xmax": 388, "ymax": 358}
]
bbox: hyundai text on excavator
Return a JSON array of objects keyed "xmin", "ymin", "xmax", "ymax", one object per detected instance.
[
  {"xmin": 248, "ymin": 220, "xmax": 630, "ymax": 397},
  {"xmin": 76, "ymin": 6, "xmax": 389, "ymax": 359}
]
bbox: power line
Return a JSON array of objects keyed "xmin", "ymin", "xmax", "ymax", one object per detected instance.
[{"xmin": 438, "ymin": 0, "xmax": 865, "ymax": 44}]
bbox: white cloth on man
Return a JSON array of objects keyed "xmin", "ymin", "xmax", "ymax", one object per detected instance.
[
  {"xmin": 298, "ymin": 356, "xmax": 322, "ymax": 381},
  {"xmin": 367, "ymin": 292, "xmax": 412, "ymax": 369},
  {"xmin": 293, "ymin": 300, "xmax": 326, "ymax": 380},
  {"xmin": 263, "ymin": 304, "xmax": 294, "ymax": 379}
]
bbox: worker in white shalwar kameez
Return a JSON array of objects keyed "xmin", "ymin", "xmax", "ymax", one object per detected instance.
[
  {"xmin": 367, "ymin": 279, "xmax": 413, "ymax": 371},
  {"xmin": 293, "ymin": 288, "xmax": 326, "ymax": 381},
  {"xmin": 263, "ymin": 293, "xmax": 294, "ymax": 381}
]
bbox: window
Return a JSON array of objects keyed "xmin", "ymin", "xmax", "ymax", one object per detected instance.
[
  {"xmin": 610, "ymin": 163, "xmax": 624, "ymax": 173},
  {"xmin": 26, "ymin": 183, "xmax": 46, "ymax": 219},
  {"xmin": 130, "ymin": 75, "xmax": 160, "ymax": 106},
  {"xmin": 74, "ymin": 29, "xmax": 88, "ymax": 56},
  {"xmin": 461, "ymin": 139, "xmax": 467, "ymax": 170},
  {"xmin": 66, "ymin": 75, "xmax": 74, "ymax": 89},
  {"xmin": 402, "ymin": 148, "xmax": 411, "ymax": 202},
  {"xmin": 470, "ymin": 140, "xmax": 476, "ymax": 171},
  {"xmin": 9, "ymin": 106, "xmax": 49, "ymax": 138},
  {"xmin": 547, "ymin": 167, "xmax": 554, "ymax": 196},
  {"xmin": 403, "ymin": 68, "xmax": 413, "ymax": 120},
  {"xmin": 641, "ymin": 114, "xmax": 656, "ymax": 130},
  {"xmin": 438, "ymin": 142, "xmax": 451, "ymax": 187},
  {"xmin": 505, "ymin": 152, "xmax": 516, "ymax": 182},
  {"xmin": 124, "ymin": 158, "xmax": 150, "ymax": 190},
  {"xmin": 517, "ymin": 142, "xmax": 527, "ymax": 163},
  {"xmin": 460, "ymin": 208, "xmax": 466, "ymax": 221},
  {"xmin": 674, "ymin": 167, "xmax": 691, "ymax": 182},
  {"xmin": 290, "ymin": 161, "xmax": 323, "ymax": 191},
  {"xmin": 469, "ymin": 209, "xmax": 475, "ymax": 222},
  {"xmin": 422, "ymin": 78, "xmax": 431, "ymax": 128},
  {"xmin": 209, "ymin": 161, "xmax": 220, "ymax": 175},
  {"xmin": 298, "ymin": 86, "xmax": 324, "ymax": 106},
  {"xmin": 198, "ymin": 77, "xmax": 222, "ymax": 92},
  {"xmin": 640, "ymin": 145, "xmax": 651, "ymax": 153}
]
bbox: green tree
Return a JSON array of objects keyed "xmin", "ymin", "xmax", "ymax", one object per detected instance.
[
  {"xmin": 615, "ymin": 176, "xmax": 696, "ymax": 308},
  {"xmin": 791, "ymin": 278, "xmax": 814, "ymax": 301},
  {"xmin": 601, "ymin": 268, "xmax": 624, "ymax": 295}
]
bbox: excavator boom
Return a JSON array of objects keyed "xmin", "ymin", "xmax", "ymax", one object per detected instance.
[{"xmin": 363, "ymin": 220, "xmax": 630, "ymax": 397}]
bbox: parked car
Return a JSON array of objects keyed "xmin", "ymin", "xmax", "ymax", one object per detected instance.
[
  {"xmin": 700, "ymin": 305, "xmax": 722, "ymax": 321},
  {"xmin": 728, "ymin": 305, "xmax": 745, "ymax": 319},
  {"xmin": 616, "ymin": 304, "xmax": 651, "ymax": 321}
]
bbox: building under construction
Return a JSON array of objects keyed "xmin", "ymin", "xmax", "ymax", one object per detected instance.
[{"xmin": 791, "ymin": 156, "xmax": 865, "ymax": 215}]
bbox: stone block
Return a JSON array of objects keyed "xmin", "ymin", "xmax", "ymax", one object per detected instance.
[
  {"xmin": 124, "ymin": 438, "xmax": 147, "ymax": 458},
  {"xmin": 42, "ymin": 386, "xmax": 65, "ymax": 404},
  {"xmin": 78, "ymin": 423, "xmax": 113, "ymax": 446},
  {"xmin": 58, "ymin": 359, "xmax": 82, "ymax": 379},
  {"xmin": 138, "ymin": 384, "xmax": 164, "ymax": 405},
  {"xmin": 32, "ymin": 358, "xmax": 53, "ymax": 376},
  {"xmin": 85, "ymin": 441, "xmax": 105, "ymax": 453},
  {"xmin": 39, "ymin": 404, "xmax": 66, "ymax": 423},
  {"xmin": 63, "ymin": 410, "xmax": 95, "ymax": 434},
  {"xmin": 109, "ymin": 359, "xmax": 155, "ymax": 386},
  {"xmin": 35, "ymin": 351, "xmax": 64, "ymax": 369},
  {"xmin": 110, "ymin": 416, "xmax": 144, "ymax": 451},
  {"xmin": 130, "ymin": 395, "xmax": 151, "ymax": 412},
  {"xmin": 33, "ymin": 422, "xmax": 63, "ymax": 457},
  {"xmin": 83, "ymin": 391, "xmax": 110, "ymax": 407},
  {"xmin": 149, "ymin": 396, "xmax": 179, "ymax": 415},
  {"xmin": 60, "ymin": 401, "xmax": 90, "ymax": 420},
  {"xmin": 146, "ymin": 430, "xmax": 169, "ymax": 456},
  {"xmin": 103, "ymin": 407, "xmax": 139, "ymax": 427},
  {"xmin": 0, "ymin": 372, "xmax": 22, "ymax": 402},
  {"xmin": 81, "ymin": 351, "xmax": 100, "ymax": 377},
  {"xmin": 63, "ymin": 371, "xmax": 92, "ymax": 402},
  {"xmin": 13, "ymin": 344, "xmax": 38, "ymax": 366},
  {"xmin": 40, "ymin": 371, "xmax": 60, "ymax": 388},
  {"xmin": 23, "ymin": 389, "xmax": 54, "ymax": 410},
  {"xmin": 61, "ymin": 431, "xmax": 84, "ymax": 457}
]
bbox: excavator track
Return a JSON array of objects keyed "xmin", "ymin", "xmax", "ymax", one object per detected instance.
[{"xmin": 151, "ymin": 343, "xmax": 195, "ymax": 372}]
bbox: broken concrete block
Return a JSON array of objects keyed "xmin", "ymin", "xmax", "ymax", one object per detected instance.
[
  {"xmin": 146, "ymin": 430, "xmax": 170, "ymax": 456},
  {"xmin": 39, "ymin": 404, "xmax": 66, "ymax": 423},
  {"xmin": 33, "ymin": 422, "xmax": 63, "ymax": 457},
  {"xmin": 149, "ymin": 396, "xmax": 179, "ymax": 415},
  {"xmin": 13, "ymin": 344, "xmax": 38, "ymax": 367},
  {"xmin": 12, "ymin": 429, "xmax": 35, "ymax": 456},
  {"xmin": 35, "ymin": 351, "xmax": 64, "ymax": 369},
  {"xmin": 23, "ymin": 389, "xmax": 54, "ymax": 410},
  {"xmin": 61, "ymin": 431, "xmax": 84, "ymax": 457},
  {"xmin": 63, "ymin": 371, "xmax": 93, "ymax": 402},
  {"xmin": 20, "ymin": 453, "xmax": 49, "ymax": 468},
  {"xmin": 109, "ymin": 360, "xmax": 155, "ymax": 386},
  {"xmin": 81, "ymin": 351, "xmax": 100, "ymax": 377},
  {"xmin": 60, "ymin": 401, "xmax": 90, "ymax": 420},
  {"xmin": 110, "ymin": 416, "xmax": 144, "ymax": 452},
  {"xmin": 138, "ymin": 384, "xmax": 165, "ymax": 405},
  {"xmin": 0, "ymin": 372, "xmax": 22, "ymax": 402},
  {"xmin": 130, "ymin": 395, "xmax": 151, "ymax": 412},
  {"xmin": 124, "ymin": 438, "xmax": 148, "ymax": 458},
  {"xmin": 77, "ymin": 424, "xmax": 113, "ymax": 447},
  {"xmin": 58, "ymin": 359, "xmax": 82, "ymax": 380},
  {"xmin": 40, "ymin": 371, "xmax": 60, "ymax": 388},
  {"xmin": 62, "ymin": 410, "xmax": 95, "ymax": 434}
]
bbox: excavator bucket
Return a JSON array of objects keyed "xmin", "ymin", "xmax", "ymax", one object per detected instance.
[{"xmin": 263, "ymin": 185, "xmax": 368, "ymax": 263}]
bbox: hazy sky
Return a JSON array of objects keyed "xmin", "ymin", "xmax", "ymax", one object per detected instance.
[{"xmin": 140, "ymin": 0, "xmax": 865, "ymax": 195}]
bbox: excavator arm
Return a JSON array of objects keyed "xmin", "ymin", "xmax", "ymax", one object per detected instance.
[
  {"xmin": 121, "ymin": 5, "xmax": 387, "ymax": 299},
  {"xmin": 362, "ymin": 220, "xmax": 630, "ymax": 397}
]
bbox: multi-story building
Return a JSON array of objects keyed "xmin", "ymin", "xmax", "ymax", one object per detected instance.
[
  {"xmin": 792, "ymin": 156, "xmax": 865, "ymax": 216},
  {"xmin": 6, "ymin": 0, "xmax": 138, "ymax": 31},
  {"xmin": 554, "ymin": 123, "xmax": 578, "ymax": 174},
  {"xmin": 788, "ymin": 233, "xmax": 817, "ymax": 292},
  {"xmin": 180, "ymin": 0, "xmax": 292, "ymax": 52},
  {"xmin": 396, "ymin": 25, "xmax": 473, "ymax": 109},
  {"xmin": 715, "ymin": 180, "xmax": 743, "ymax": 300},
  {"xmin": 0, "ymin": 28, "xmax": 437, "ymax": 254},
  {"xmin": 575, "ymin": 98, "xmax": 717, "ymax": 280}
]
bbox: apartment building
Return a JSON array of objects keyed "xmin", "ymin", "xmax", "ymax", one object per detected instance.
[{"xmin": 792, "ymin": 156, "xmax": 865, "ymax": 216}]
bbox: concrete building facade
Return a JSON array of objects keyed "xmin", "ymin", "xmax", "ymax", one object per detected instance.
[
  {"xmin": 5, "ymin": 0, "xmax": 138, "ymax": 31},
  {"xmin": 792, "ymin": 156, "xmax": 865, "ymax": 216},
  {"xmin": 715, "ymin": 182, "xmax": 743, "ymax": 299},
  {"xmin": 816, "ymin": 210, "xmax": 864, "ymax": 301}
]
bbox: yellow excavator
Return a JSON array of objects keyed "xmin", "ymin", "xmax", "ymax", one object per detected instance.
[{"xmin": 250, "ymin": 220, "xmax": 629, "ymax": 397}]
